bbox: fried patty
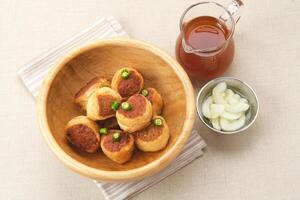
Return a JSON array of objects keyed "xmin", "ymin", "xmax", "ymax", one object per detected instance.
[
  {"xmin": 66, "ymin": 124, "xmax": 99, "ymax": 153},
  {"xmin": 118, "ymin": 94, "xmax": 146, "ymax": 118},
  {"xmin": 97, "ymin": 95, "xmax": 115, "ymax": 117},
  {"xmin": 102, "ymin": 131, "xmax": 130, "ymax": 152},
  {"xmin": 134, "ymin": 124, "xmax": 163, "ymax": 141},
  {"xmin": 117, "ymin": 71, "xmax": 142, "ymax": 98}
]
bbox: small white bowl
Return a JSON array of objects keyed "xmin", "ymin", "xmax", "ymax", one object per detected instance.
[{"xmin": 196, "ymin": 77, "xmax": 259, "ymax": 134}]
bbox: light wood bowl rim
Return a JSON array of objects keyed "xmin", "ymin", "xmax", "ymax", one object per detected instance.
[{"xmin": 37, "ymin": 38, "xmax": 195, "ymax": 182}]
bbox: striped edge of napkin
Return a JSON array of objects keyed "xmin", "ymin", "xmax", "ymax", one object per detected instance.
[
  {"xmin": 17, "ymin": 16, "xmax": 207, "ymax": 200},
  {"xmin": 18, "ymin": 16, "xmax": 128, "ymax": 97}
]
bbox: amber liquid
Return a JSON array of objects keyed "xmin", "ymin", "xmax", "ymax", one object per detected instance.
[{"xmin": 176, "ymin": 16, "xmax": 235, "ymax": 80}]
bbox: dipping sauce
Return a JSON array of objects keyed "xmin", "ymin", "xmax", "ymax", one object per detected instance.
[{"xmin": 176, "ymin": 16, "xmax": 235, "ymax": 80}]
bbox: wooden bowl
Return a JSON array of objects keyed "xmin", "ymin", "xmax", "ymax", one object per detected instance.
[{"xmin": 37, "ymin": 38, "xmax": 195, "ymax": 182}]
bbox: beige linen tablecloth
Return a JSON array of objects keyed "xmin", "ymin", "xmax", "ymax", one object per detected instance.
[{"xmin": 1, "ymin": 0, "xmax": 300, "ymax": 199}]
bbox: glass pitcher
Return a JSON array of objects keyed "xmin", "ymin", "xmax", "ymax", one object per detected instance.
[{"xmin": 176, "ymin": 0, "xmax": 244, "ymax": 81}]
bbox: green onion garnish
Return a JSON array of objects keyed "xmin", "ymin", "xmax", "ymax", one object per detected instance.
[
  {"xmin": 141, "ymin": 89, "xmax": 149, "ymax": 97},
  {"xmin": 99, "ymin": 128, "xmax": 108, "ymax": 135},
  {"xmin": 121, "ymin": 102, "xmax": 132, "ymax": 111},
  {"xmin": 112, "ymin": 132, "xmax": 122, "ymax": 142},
  {"xmin": 111, "ymin": 101, "xmax": 120, "ymax": 111},
  {"xmin": 153, "ymin": 118, "xmax": 163, "ymax": 126},
  {"xmin": 121, "ymin": 69, "xmax": 130, "ymax": 79}
]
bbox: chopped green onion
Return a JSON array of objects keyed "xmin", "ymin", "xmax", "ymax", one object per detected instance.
[
  {"xmin": 121, "ymin": 69, "xmax": 130, "ymax": 79},
  {"xmin": 153, "ymin": 118, "xmax": 163, "ymax": 126},
  {"xmin": 111, "ymin": 101, "xmax": 120, "ymax": 111},
  {"xmin": 112, "ymin": 132, "xmax": 121, "ymax": 142},
  {"xmin": 99, "ymin": 128, "xmax": 108, "ymax": 135},
  {"xmin": 141, "ymin": 89, "xmax": 148, "ymax": 97},
  {"xmin": 121, "ymin": 102, "xmax": 132, "ymax": 111}
]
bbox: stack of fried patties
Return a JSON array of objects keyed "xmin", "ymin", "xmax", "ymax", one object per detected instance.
[{"xmin": 65, "ymin": 67, "xmax": 170, "ymax": 164}]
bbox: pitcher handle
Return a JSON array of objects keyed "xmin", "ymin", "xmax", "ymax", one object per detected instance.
[{"xmin": 220, "ymin": 0, "xmax": 244, "ymax": 24}]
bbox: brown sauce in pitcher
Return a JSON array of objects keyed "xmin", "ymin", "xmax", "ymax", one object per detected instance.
[{"xmin": 176, "ymin": 16, "xmax": 235, "ymax": 80}]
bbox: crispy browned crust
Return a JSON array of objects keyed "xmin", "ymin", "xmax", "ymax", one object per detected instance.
[
  {"xmin": 116, "ymin": 95, "xmax": 153, "ymax": 133},
  {"xmin": 117, "ymin": 71, "xmax": 143, "ymax": 98},
  {"xmin": 66, "ymin": 124, "xmax": 99, "ymax": 153},
  {"xmin": 102, "ymin": 130, "xmax": 130, "ymax": 152},
  {"xmin": 100, "ymin": 130, "xmax": 134, "ymax": 164},
  {"xmin": 118, "ymin": 94, "xmax": 146, "ymax": 118},
  {"xmin": 86, "ymin": 87, "xmax": 121, "ymax": 121},
  {"xmin": 74, "ymin": 77, "xmax": 110, "ymax": 110},
  {"xmin": 65, "ymin": 116, "xmax": 100, "ymax": 153},
  {"xmin": 146, "ymin": 88, "xmax": 163, "ymax": 115},
  {"xmin": 134, "ymin": 116, "xmax": 169, "ymax": 152},
  {"xmin": 134, "ymin": 124, "xmax": 163, "ymax": 142},
  {"xmin": 111, "ymin": 68, "xmax": 144, "ymax": 99}
]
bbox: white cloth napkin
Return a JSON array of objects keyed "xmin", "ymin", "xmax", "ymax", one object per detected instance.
[{"xmin": 18, "ymin": 16, "xmax": 207, "ymax": 200}]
